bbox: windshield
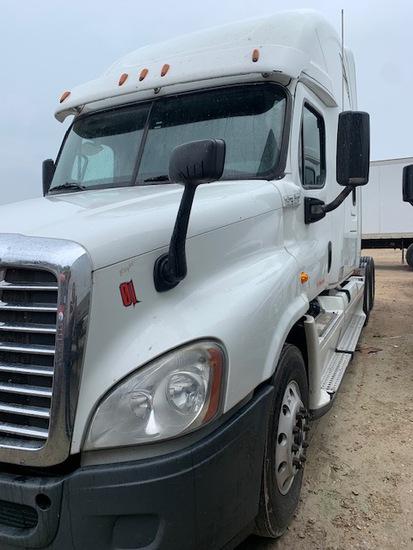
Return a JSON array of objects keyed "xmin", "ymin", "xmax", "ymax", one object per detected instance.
[{"xmin": 50, "ymin": 84, "xmax": 287, "ymax": 192}]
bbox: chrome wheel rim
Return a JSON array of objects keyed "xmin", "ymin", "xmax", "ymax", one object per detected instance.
[{"xmin": 275, "ymin": 380, "xmax": 309, "ymax": 495}]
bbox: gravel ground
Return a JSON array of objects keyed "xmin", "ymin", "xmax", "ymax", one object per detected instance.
[{"xmin": 238, "ymin": 248, "xmax": 413, "ymax": 550}]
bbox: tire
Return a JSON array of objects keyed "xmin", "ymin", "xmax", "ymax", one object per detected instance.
[
  {"xmin": 406, "ymin": 244, "xmax": 413, "ymax": 269},
  {"xmin": 255, "ymin": 344, "xmax": 309, "ymax": 539}
]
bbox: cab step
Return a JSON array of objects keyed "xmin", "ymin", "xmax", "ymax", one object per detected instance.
[
  {"xmin": 336, "ymin": 312, "xmax": 365, "ymax": 353},
  {"xmin": 320, "ymin": 311, "xmax": 365, "ymax": 394},
  {"xmin": 321, "ymin": 352, "xmax": 351, "ymax": 394}
]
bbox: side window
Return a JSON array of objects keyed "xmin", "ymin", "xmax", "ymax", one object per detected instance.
[{"xmin": 299, "ymin": 104, "xmax": 326, "ymax": 188}]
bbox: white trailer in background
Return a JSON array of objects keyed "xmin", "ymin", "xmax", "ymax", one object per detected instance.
[{"xmin": 362, "ymin": 157, "xmax": 413, "ymax": 266}]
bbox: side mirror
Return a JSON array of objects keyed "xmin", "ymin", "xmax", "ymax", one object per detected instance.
[
  {"xmin": 154, "ymin": 139, "xmax": 226, "ymax": 292},
  {"xmin": 42, "ymin": 159, "xmax": 55, "ymax": 195},
  {"xmin": 169, "ymin": 139, "xmax": 226, "ymax": 187},
  {"xmin": 403, "ymin": 164, "xmax": 413, "ymax": 205},
  {"xmin": 336, "ymin": 111, "xmax": 370, "ymax": 187}
]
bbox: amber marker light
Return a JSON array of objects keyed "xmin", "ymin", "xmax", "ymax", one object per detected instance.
[
  {"xmin": 252, "ymin": 48, "xmax": 260, "ymax": 62},
  {"xmin": 161, "ymin": 63, "xmax": 170, "ymax": 77},
  {"xmin": 300, "ymin": 272, "xmax": 310, "ymax": 284},
  {"xmin": 59, "ymin": 91, "xmax": 71, "ymax": 103},
  {"xmin": 139, "ymin": 68, "xmax": 149, "ymax": 81},
  {"xmin": 118, "ymin": 73, "xmax": 128, "ymax": 86},
  {"xmin": 203, "ymin": 347, "xmax": 224, "ymax": 423}
]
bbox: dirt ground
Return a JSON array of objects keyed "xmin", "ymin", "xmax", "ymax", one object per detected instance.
[{"xmin": 239, "ymin": 248, "xmax": 413, "ymax": 550}]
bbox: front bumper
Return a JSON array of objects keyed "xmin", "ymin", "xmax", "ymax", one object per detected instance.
[{"xmin": 0, "ymin": 385, "xmax": 273, "ymax": 550}]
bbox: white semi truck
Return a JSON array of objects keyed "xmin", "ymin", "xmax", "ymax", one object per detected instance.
[
  {"xmin": 362, "ymin": 157, "xmax": 413, "ymax": 267},
  {"xmin": 0, "ymin": 11, "xmax": 373, "ymax": 549}
]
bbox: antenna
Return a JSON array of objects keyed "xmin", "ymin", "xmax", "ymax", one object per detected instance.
[{"xmin": 341, "ymin": 9, "xmax": 344, "ymax": 111}]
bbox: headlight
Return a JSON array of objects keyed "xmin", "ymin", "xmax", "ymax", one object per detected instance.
[{"xmin": 84, "ymin": 341, "xmax": 225, "ymax": 450}]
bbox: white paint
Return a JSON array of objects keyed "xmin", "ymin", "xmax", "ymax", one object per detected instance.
[
  {"xmin": 362, "ymin": 157, "xmax": 413, "ymax": 237},
  {"xmin": 0, "ymin": 11, "xmax": 369, "ymax": 454}
]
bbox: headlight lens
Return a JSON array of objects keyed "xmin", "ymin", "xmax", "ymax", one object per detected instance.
[{"xmin": 84, "ymin": 341, "xmax": 225, "ymax": 450}]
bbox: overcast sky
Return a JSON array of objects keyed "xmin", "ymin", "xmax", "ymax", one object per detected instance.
[{"xmin": 0, "ymin": 0, "xmax": 412, "ymax": 203}]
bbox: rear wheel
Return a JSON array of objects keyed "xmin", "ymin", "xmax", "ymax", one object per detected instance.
[
  {"xmin": 406, "ymin": 244, "xmax": 413, "ymax": 269},
  {"xmin": 255, "ymin": 344, "xmax": 309, "ymax": 539}
]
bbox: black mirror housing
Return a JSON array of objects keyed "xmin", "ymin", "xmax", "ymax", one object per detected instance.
[
  {"xmin": 169, "ymin": 139, "xmax": 226, "ymax": 187},
  {"xmin": 403, "ymin": 164, "xmax": 413, "ymax": 205},
  {"xmin": 336, "ymin": 111, "xmax": 370, "ymax": 187},
  {"xmin": 154, "ymin": 139, "xmax": 226, "ymax": 292},
  {"xmin": 42, "ymin": 159, "xmax": 55, "ymax": 196}
]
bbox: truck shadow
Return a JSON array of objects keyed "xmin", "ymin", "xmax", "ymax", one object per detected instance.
[
  {"xmin": 237, "ymin": 535, "xmax": 276, "ymax": 549},
  {"xmin": 373, "ymin": 263, "xmax": 411, "ymax": 272}
]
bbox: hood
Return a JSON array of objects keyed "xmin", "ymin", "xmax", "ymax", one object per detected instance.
[{"xmin": 0, "ymin": 181, "xmax": 281, "ymax": 270}]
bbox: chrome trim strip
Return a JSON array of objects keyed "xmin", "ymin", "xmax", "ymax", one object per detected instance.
[
  {"xmin": 0, "ymin": 423, "xmax": 48, "ymax": 439},
  {"xmin": 0, "ymin": 382, "xmax": 53, "ymax": 398},
  {"xmin": 0, "ymin": 364, "xmax": 54, "ymax": 376},
  {"xmin": 0, "ymin": 302, "xmax": 57, "ymax": 312},
  {"xmin": 0, "ymin": 282, "xmax": 59, "ymax": 291},
  {"xmin": 0, "ymin": 322, "xmax": 57, "ymax": 334},
  {"xmin": 0, "ymin": 234, "xmax": 92, "ymax": 466},
  {"xmin": 0, "ymin": 343, "xmax": 55, "ymax": 355},
  {"xmin": 0, "ymin": 403, "xmax": 50, "ymax": 419}
]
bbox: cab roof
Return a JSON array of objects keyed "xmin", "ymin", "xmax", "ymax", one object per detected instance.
[{"xmin": 55, "ymin": 10, "xmax": 351, "ymax": 121}]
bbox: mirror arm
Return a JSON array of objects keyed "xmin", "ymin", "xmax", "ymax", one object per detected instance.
[
  {"xmin": 305, "ymin": 186, "xmax": 354, "ymax": 224},
  {"xmin": 324, "ymin": 185, "xmax": 353, "ymax": 213},
  {"xmin": 154, "ymin": 184, "xmax": 197, "ymax": 292}
]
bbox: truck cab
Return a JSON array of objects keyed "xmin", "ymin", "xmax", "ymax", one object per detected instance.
[{"xmin": 0, "ymin": 11, "xmax": 372, "ymax": 550}]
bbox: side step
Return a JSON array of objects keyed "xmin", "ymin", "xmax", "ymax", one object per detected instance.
[
  {"xmin": 336, "ymin": 313, "xmax": 365, "ymax": 353},
  {"xmin": 321, "ymin": 312, "xmax": 365, "ymax": 394},
  {"xmin": 321, "ymin": 352, "xmax": 351, "ymax": 393}
]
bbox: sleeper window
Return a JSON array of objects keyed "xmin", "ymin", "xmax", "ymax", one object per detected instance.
[{"xmin": 299, "ymin": 105, "xmax": 326, "ymax": 188}]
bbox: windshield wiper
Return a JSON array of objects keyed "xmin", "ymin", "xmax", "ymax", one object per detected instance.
[
  {"xmin": 49, "ymin": 182, "xmax": 86, "ymax": 194},
  {"xmin": 143, "ymin": 175, "xmax": 170, "ymax": 183}
]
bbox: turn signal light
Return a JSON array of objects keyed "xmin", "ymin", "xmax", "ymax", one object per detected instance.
[{"xmin": 300, "ymin": 272, "xmax": 310, "ymax": 284}]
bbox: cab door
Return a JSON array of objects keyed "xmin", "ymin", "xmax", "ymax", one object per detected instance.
[{"xmin": 281, "ymin": 83, "xmax": 333, "ymax": 301}]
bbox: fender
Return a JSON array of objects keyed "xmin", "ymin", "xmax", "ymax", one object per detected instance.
[{"xmin": 71, "ymin": 207, "xmax": 311, "ymax": 452}]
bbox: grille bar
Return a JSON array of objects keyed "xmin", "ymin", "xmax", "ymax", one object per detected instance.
[
  {"xmin": 0, "ymin": 382, "xmax": 53, "ymax": 398},
  {"xmin": 0, "ymin": 322, "xmax": 56, "ymax": 334},
  {"xmin": 0, "ymin": 422, "xmax": 48, "ymax": 439},
  {"xmin": 0, "ymin": 403, "xmax": 50, "ymax": 419},
  {"xmin": 0, "ymin": 301, "xmax": 57, "ymax": 313},
  {"xmin": 0, "ymin": 343, "xmax": 55, "ymax": 355},
  {"xmin": 0, "ymin": 363, "xmax": 54, "ymax": 377},
  {"xmin": 0, "ymin": 282, "xmax": 58, "ymax": 291}
]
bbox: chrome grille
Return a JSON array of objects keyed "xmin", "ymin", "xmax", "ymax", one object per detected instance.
[{"xmin": 0, "ymin": 268, "xmax": 58, "ymax": 449}]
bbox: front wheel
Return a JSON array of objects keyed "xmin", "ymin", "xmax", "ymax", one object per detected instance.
[{"xmin": 255, "ymin": 344, "xmax": 309, "ymax": 539}]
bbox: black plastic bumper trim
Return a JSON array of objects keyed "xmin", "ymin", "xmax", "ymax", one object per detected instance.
[{"xmin": 0, "ymin": 384, "xmax": 273, "ymax": 550}]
